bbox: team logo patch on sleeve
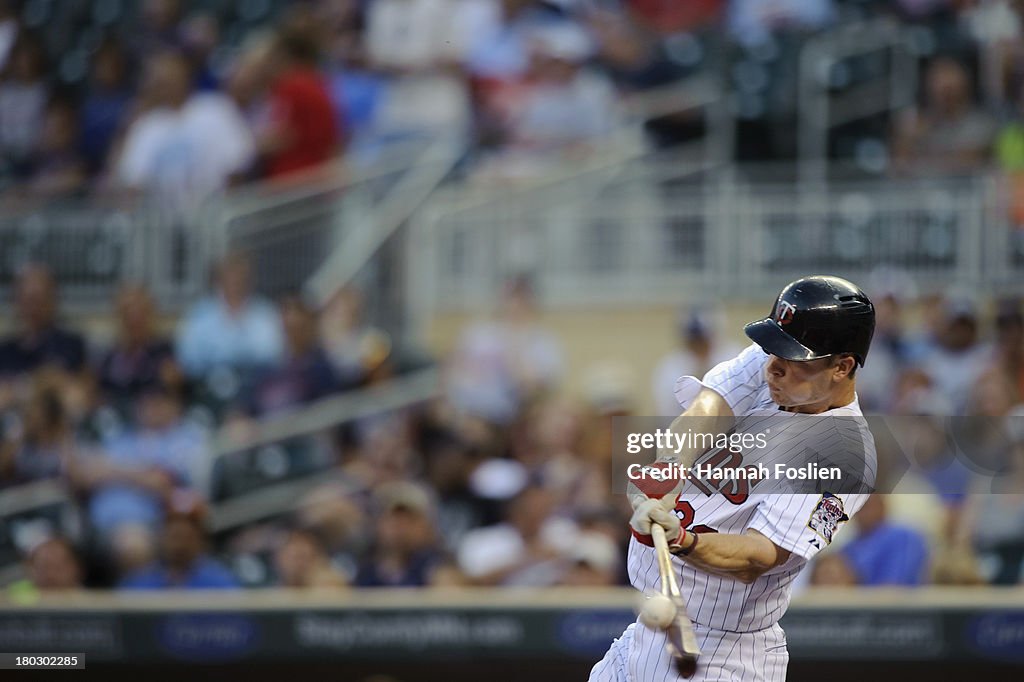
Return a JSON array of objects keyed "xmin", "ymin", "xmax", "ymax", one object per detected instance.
[{"xmin": 806, "ymin": 492, "xmax": 849, "ymax": 544}]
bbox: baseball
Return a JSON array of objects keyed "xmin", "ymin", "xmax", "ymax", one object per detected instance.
[{"xmin": 640, "ymin": 594, "xmax": 676, "ymax": 629}]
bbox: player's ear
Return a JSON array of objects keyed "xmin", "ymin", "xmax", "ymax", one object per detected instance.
[{"xmin": 832, "ymin": 356, "xmax": 855, "ymax": 382}]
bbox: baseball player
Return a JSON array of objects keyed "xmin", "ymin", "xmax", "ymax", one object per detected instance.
[{"xmin": 591, "ymin": 275, "xmax": 877, "ymax": 681}]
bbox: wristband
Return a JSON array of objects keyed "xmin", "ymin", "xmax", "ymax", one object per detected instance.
[
  {"xmin": 670, "ymin": 529, "xmax": 699, "ymax": 556},
  {"xmin": 631, "ymin": 520, "xmax": 684, "ymax": 548}
]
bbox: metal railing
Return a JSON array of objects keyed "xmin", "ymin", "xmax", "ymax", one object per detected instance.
[
  {"xmin": 207, "ymin": 367, "xmax": 438, "ymax": 532},
  {"xmin": 206, "ymin": 137, "xmax": 465, "ymax": 345},
  {"xmin": 0, "ymin": 369, "xmax": 440, "ymax": 580},
  {"xmin": 412, "ymin": 164, "xmax": 1019, "ymax": 314},
  {"xmin": 797, "ymin": 18, "xmax": 919, "ymax": 185},
  {"xmin": 0, "ymin": 198, "xmax": 207, "ymax": 311}
]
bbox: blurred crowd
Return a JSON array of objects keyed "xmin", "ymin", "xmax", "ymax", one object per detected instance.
[
  {"xmin": 5, "ymin": 0, "xmax": 1024, "ymax": 207},
  {"xmin": 4, "ymin": 260, "xmax": 1024, "ymax": 596},
  {"xmin": 4, "ymin": 0, "xmax": 1024, "ymax": 598},
  {"xmin": 0, "ymin": 255, "xmax": 400, "ymax": 593}
]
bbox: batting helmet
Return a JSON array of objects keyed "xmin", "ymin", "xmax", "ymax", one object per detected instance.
[{"xmin": 743, "ymin": 275, "xmax": 875, "ymax": 366}]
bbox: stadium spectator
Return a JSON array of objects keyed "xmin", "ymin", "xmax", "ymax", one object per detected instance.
[
  {"xmin": 504, "ymin": 24, "xmax": 618, "ymax": 153},
  {"xmin": 420, "ymin": 428, "xmax": 491, "ymax": 551},
  {"xmin": 0, "ymin": 32, "xmax": 49, "ymax": 180},
  {"xmin": 0, "ymin": 370, "xmax": 76, "ymax": 486},
  {"xmin": 726, "ymin": 0, "xmax": 836, "ymax": 48},
  {"xmin": 893, "ymin": 56, "xmax": 996, "ymax": 174},
  {"xmin": 79, "ymin": 38, "xmax": 132, "ymax": 176},
  {"xmin": 295, "ymin": 483, "xmax": 367, "ymax": 571},
  {"xmin": 959, "ymin": 432, "xmax": 1024, "ymax": 584},
  {"xmin": 355, "ymin": 482, "xmax": 444, "ymax": 587},
  {"xmin": 571, "ymin": 363, "xmax": 639, "ymax": 513},
  {"xmin": 114, "ymin": 50, "xmax": 254, "ymax": 209},
  {"xmin": 991, "ymin": 298, "xmax": 1024, "ymax": 402},
  {"xmin": 913, "ymin": 297, "xmax": 991, "ymax": 414},
  {"xmin": 366, "ymin": 0, "xmax": 477, "ymax": 71},
  {"xmin": 446, "ymin": 276, "xmax": 563, "ymax": 424},
  {"xmin": 225, "ymin": 33, "xmax": 276, "ymax": 178},
  {"xmin": 558, "ymin": 532, "xmax": 620, "ymax": 587},
  {"xmin": 108, "ymin": 523, "xmax": 158, "ymax": 586},
  {"xmin": 73, "ymin": 385, "xmax": 208, "ymax": 542},
  {"xmin": 362, "ymin": 0, "xmax": 472, "ymax": 142},
  {"xmin": 651, "ymin": 308, "xmax": 739, "ymax": 417},
  {"xmin": 132, "ymin": 0, "xmax": 186, "ymax": 57},
  {"xmin": 855, "ymin": 292, "xmax": 911, "ymax": 413},
  {"xmin": 25, "ymin": 536, "xmax": 84, "ymax": 590},
  {"xmin": 958, "ymin": 0, "xmax": 1016, "ymax": 37},
  {"xmin": 22, "ymin": 97, "xmax": 87, "ymax": 198},
  {"xmin": 586, "ymin": 6, "xmax": 694, "ymax": 94},
  {"xmin": 456, "ymin": 484, "xmax": 577, "ymax": 586},
  {"xmin": 808, "ymin": 553, "xmax": 858, "ymax": 586},
  {"xmin": 624, "ymin": 0, "xmax": 724, "ymax": 35},
  {"xmin": 464, "ymin": 0, "xmax": 566, "ymax": 80},
  {"xmin": 318, "ymin": 2, "xmax": 392, "ymax": 160},
  {"xmin": 0, "ymin": 264, "xmax": 86, "ymax": 378},
  {"xmin": 887, "ymin": 395, "xmax": 974, "ymax": 540},
  {"xmin": 97, "ymin": 284, "xmax": 180, "ymax": 410},
  {"xmin": 931, "ymin": 550, "xmax": 987, "ymax": 586},
  {"xmin": 273, "ymin": 527, "xmax": 348, "ymax": 588},
  {"xmin": 997, "ymin": 79, "xmax": 1024, "ymax": 185},
  {"xmin": 575, "ymin": 504, "xmax": 629, "ymax": 551},
  {"xmin": 120, "ymin": 497, "xmax": 239, "ymax": 589},
  {"xmin": 960, "ymin": 368, "xmax": 1019, "ymax": 478},
  {"xmin": 176, "ymin": 252, "xmax": 284, "ymax": 379},
  {"xmin": 515, "ymin": 396, "xmax": 591, "ymax": 509},
  {"xmin": 179, "ymin": 12, "xmax": 221, "ymax": 92},
  {"xmin": 320, "ymin": 286, "xmax": 392, "ymax": 387},
  {"xmin": 473, "ymin": 20, "xmax": 619, "ymax": 176},
  {"xmin": 902, "ymin": 291, "xmax": 949, "ymax": 363},
  {"xmin": 258, "ymin": 27, "xmax": 342, "ymax": 178},
  {"xmin": 7, "ymin": 536, "xmax": 84, "ymax": 600},
  {"xmin": 245, "ymin": 295, "xmax": 343, "ymax": 416},
  {"xmin": 427, "ymin": 557, "xmax": 471, "ymax": 586},
  {"xmin": 0, "ymin": 1, "xmax": 15, "ymax": 74},
  {"xmin": 840, "ymin": 495, "xmax": 930, "ymax": 586},
  {"xmin": 343, "ymin": 415, "xmax": 425, "ymax": 490}
]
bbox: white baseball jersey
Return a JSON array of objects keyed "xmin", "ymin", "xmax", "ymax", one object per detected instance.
[{"xmin": 592, "ymin": 343, "xmax": 876, "ymax": 681}]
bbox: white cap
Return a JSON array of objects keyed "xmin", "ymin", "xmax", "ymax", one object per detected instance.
[
  {"xmin": 530, "ymin": 23, "xmax": 594, "ymax": 62},
  {"xmin": 571, "ymin": 532, "xmax": 620, "ymax": 573}
]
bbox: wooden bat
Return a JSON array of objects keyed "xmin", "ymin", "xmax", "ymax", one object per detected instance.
[{"xmin": 652, "ymin": 523, "xmax": 700, "ymax": 678}]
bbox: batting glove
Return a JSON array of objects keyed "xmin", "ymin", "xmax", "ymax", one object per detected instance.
[
  {"xmin": 628, "ymin": 462, "xmax": 685, "ymax": 546},
  {"xmin": 630, "ymin": 495, "xmax": 683, "ymax": 546}
]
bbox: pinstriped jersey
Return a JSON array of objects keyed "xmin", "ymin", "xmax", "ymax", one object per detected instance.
[{"xmin": 627, "ymin": 343, "xmax": 876, "ymax": 632}]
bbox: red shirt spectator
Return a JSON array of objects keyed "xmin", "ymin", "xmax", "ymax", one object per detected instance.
[
  {"xmin": 262, "ymin": 29, "xmax": 342, "ymax": 178},
  {"xmin": 266, "ymin": 66, "xmax": 340, "ymax": 177},
  {"xmin": 627, "ymin": 0, "xmax": 723, "ymax": 34}
]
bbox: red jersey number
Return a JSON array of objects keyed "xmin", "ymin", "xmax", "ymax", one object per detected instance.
[{"xmin": 674, "ymin": 500, "xmax": 719, "ymax": 534}]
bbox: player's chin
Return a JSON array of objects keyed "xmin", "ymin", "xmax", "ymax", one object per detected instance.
[
  {"xmin": 768, "ymin": 386, "xmax": 792, "ymax": 406},
  {"xmin": 770, "ymin": 390, "xmax": 808, "ymax": 409}
]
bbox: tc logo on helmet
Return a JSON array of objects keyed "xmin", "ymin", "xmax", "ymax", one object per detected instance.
[{"xmin": 775, "ymin": 301, "xmax": 797, "ymax": 326}]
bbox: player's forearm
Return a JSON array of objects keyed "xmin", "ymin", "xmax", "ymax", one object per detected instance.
[
  {"xmin": 629, "ymin": 388, "xmax": 735, "ymax": 511},
  {"xmin": 678, "ymin": 530, "xmax": 784, "ymax": 584},
  {"xmin": 657, "ymin": 387, "xmax": 734, "ymax": 468}
]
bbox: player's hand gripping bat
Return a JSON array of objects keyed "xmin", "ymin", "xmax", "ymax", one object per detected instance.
[{"xmin": 648, "ymin": 523, "xmax": 700, "ymax": 679}]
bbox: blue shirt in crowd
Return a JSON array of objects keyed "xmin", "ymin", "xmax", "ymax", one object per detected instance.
[
  {"xmin": 176, "ymin": 295, "xmax": 284, "ymax": 378},
  {"xmin": 119, "ymin": 557, "xmax": 239, "ymax": 589},
  {"xmin": 88, "ymin": 421, "xmax": 208, "ymax": 535},
  {"xmin": 841, "ymin": 522, "xmax": 929, "ymax": 586}
]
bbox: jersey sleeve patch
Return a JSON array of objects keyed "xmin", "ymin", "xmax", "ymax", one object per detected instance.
[{"xmin": 806, "ymin": 492, "xmax": 849, "ymax": 545}]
